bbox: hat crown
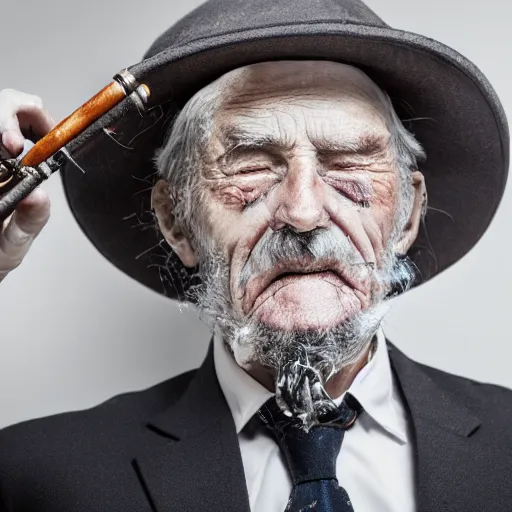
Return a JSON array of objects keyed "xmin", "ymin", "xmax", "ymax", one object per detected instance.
[{"xmin": 145, "ymin": 0, "xmax": 386, "ymax": 58}]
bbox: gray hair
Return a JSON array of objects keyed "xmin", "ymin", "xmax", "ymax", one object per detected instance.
[
  {"xmin": 380, "ymin": 93, "xmax": 426, "ymax": 245},
  {"xmin": 153, "ymin": 81, "xmax": 220, "ymax": 246},
  {"xmin": 154, "ymin": 68, "xmax": 426, "ymax": 248}
]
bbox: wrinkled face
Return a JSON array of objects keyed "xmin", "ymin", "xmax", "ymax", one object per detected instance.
[
  {"xmin": 153, "ymin": 61, "xmax": 425, "ymax": 425},
  {"xmin": 199, "ymin": 61, "xmax": 401, "ymax": 332}
]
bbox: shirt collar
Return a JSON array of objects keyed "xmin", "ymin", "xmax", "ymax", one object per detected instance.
[
  {"xmin": 342, "ymin": 328, "xmax": 409, "ymax": 443},
  {"xmin": 214, "ymin": 326, "xmax": 273, "ymax": 434},
  {"xmin": 213, "ymin": 326, "xmax": 408, "ymax": 443}
]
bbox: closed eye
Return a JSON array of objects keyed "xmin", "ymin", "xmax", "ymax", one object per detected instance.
[
  {"xmin": 237, "ymin": 167, "xmax": 271, "ymax": 174},
  {"xmin": 324, "ymin": 176, "xmax": 373, "ymax": 207},
  {"xmin": 329, "ymin": 162, "xmax": 364, "ymax": 171}
]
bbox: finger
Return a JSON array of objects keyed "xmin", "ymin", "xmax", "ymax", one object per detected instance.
[
  {"xmin": 17, "ymin": 106, "xmax": 55, "ymax": 139},
  {"xmin": 0, "ymin": 90, "xmax": 55, "ymax": 137},
  {"xmin": 0, "ymin": 90, "xmax": 54, "ymax": 157},
  {"xmin": 1, "ymin": 129, "xmax": 25, "ymax": 157},
  {"xmin": 0, "ymin": 188, "xmax": 49, "ymax": 283},
  {"xmin": 1, "ymin": 188, "xmax": 50, "ymax": 257}
]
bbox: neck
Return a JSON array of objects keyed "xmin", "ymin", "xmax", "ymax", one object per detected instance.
[
  {"xmin": 324, "ymin": 341, "xmax": 373, "ymax": 398},
  {"xmin": 245, "ymin": 338, "xmax": 375, "ymax": 399}
]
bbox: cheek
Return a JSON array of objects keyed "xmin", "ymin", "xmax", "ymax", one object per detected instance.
[
  {"xmin": 201, "ymin": 181, "xmax": 274, "ymax": 304},
  {"xmin": 370, "ymin": 176, "xmax": 400, "ymax": 241}
]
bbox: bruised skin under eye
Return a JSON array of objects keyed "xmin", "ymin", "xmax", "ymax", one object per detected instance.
[
  {"xmin": 215, "ymin": 183, "xmax": 260, "ymax": 207},
  {"xmin": 203, "ymin": 140, "xmax": 394, "ymax": 212},
  {"xmin": 208, "ymin": 170, "xmax": 375, "ymax": 211},
  {"xmin": 324, "ymin": 174, "xmax": 373, "ymax": 207},
  {"xmin": 206, "ymin": 170, "xmax": 281, "ymax": 208}
]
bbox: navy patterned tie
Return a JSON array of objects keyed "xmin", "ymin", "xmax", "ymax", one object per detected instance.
[{"xmin": 258, "ymin": 394, "xmax": 362, "ymax": 512}]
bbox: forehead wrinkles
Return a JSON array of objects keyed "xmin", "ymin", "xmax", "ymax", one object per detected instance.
[
  {"xmin": 223, "ymin": 108, "xmax": 299, "ymax": 147},
  {"xmin": 219, "ymin": 70, "xmax": 384, "ymax": 114},
  {"xmin": 214, "ymin": 98, "xmax": 389, "ymax": 153},
  {"xmin": 210, "ymin": 64, "xmax": 391, "ymax": 150},
  {"xmin": 221, "ymin": 88, "xmax": 384, "ymax": 116},
  {"xmin": 219, "ymin": 61, "xmax": 384, "ymax": 107}
]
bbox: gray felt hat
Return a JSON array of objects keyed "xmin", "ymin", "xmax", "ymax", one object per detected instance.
[{"xmin": 60, "ymin": 0, "xmax": 509, "ymax": 300}]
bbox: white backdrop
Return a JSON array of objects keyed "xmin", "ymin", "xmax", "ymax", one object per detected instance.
[{"xmin": 1, "ymin": 0, "xmax": 511, "ymax": 428}]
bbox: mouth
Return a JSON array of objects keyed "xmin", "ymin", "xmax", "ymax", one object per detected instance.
[
  {"xmin": 243, "ymin": 259, "xmax": 367, "ymax": 315},
  {"xmin": 267, "ymin": 268, "xmax": 338, "ymax": 286}
]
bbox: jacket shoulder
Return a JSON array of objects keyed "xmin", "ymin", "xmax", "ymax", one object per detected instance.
[
  {"xmin": 0, "ymin": 368, "xmax": 196, "ymax": 508},
  {"xmin": 0, "ymin": 368, "xmax": 195, "ymax": 437},
  {"xmin": 414, "ymin": 358, "xmax": 512, "ymax": 417}
]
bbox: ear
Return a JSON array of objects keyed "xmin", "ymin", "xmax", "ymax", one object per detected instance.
[
  {"xmin": 394, "ymin": 170, "xmax": 427, "ymax": 255},
  {"xmin": 151, "ymin": 179, "xmax": 198, "ymax": 268}
]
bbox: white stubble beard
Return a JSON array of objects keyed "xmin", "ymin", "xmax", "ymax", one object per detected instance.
[{"xmin": 186, "ymin": 227, "xmax": 412, "ymax": 428}]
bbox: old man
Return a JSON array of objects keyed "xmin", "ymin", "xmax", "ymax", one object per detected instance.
[{"xmin": 0, "ymin": 0, "xmax": 511, "ymax": 510}]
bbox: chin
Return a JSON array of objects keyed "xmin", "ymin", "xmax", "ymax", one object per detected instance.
[
  {"xmin": 251, "ymin": 292, "xmax": 364, "ymax": 332},
  {"xmin": 247, "ymin": 301, "xmax": 388, "ymax": 358},
  {"xmin": 256, "ymin": 308, "xmax": 360, "ymax": 332}
]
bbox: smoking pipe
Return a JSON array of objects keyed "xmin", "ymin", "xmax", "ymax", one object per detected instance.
[{"xmin": 0, "ymin": 70, "xmax": 150, "ymax": 221}]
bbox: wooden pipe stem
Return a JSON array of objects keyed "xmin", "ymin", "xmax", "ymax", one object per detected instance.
[{"xmin": 21, "ymin": 80, "xmax": 127, "ymax": 168}]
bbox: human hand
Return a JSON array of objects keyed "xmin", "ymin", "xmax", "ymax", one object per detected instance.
[{"xmin": 0, "ymin": 89, "xmax": 54, "ymax": 283}]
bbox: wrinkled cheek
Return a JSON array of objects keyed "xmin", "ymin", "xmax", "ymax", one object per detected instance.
[
  {"xmin": 372, "ymin": 207, "xmax": 397, "ymax": 250},
  {"xmin": 359, "ymin": 212, "xmax": 385, "ymax": 267},
  {"xmin": 372, "ymin": 182, "xmax": 400, "ymax": 241},
  {"xmin": 343, "ymin": 261, "xmax": 383, "ymax": 307}
]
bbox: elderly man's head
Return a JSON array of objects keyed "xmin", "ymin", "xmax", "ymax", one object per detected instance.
[{"xmin": 152, "ymin": 60, "xmax": 426, "ymax": 425}]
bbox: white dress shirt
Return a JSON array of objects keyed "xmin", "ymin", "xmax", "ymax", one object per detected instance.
[{"xmin": 213, "ymin": 328, "xmax": 416, "ymax": 512}]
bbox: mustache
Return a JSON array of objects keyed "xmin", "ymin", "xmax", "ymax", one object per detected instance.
[{"xmin": 237, "ymin": 225, "xmax": 368, "ymax": 291}]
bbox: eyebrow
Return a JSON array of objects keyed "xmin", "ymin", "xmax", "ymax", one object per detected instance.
[
  {"xmin": 314, "ymin": 132, "xmax": 389, "ymax": 158},
  {"xmin": 217, "ymin": 127, "xmax": 294, "ymax": 161},
  {"xmin": 216, "ymin": 127, "xmax": 388, "ymax": 162}
]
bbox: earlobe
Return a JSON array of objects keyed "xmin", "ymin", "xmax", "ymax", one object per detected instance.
[
  {"xmin": 151, "ymin": 179, "xmax": 198, "ymax": 268},
  {"xmin": 394, "ymin": 171, "xmax": 427, "ymax": 255}
]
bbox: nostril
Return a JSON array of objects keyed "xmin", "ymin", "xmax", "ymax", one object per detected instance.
[{"xmin": 270, "ymin": 179, "xmax": 330, "ymax": 232}]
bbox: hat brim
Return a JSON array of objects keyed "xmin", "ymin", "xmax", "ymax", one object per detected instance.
[{"xmin": 61, "ymin": 22, "xmax": 509, "ymax": 300}]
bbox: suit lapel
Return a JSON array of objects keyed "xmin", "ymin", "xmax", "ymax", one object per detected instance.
[
  {"xmin": 133, "ymin": 344, "xmax": 250, "ymax": 512},
  {"xmin": 388, "ymin": 343, "xmax": 482, "ymax": 512},
  {"xmin": 134, "ymin": 338, "xmax": 493, "ymax": 512}
]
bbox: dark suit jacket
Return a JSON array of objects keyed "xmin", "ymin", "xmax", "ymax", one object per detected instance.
[{"xmin": 1, "ymin": 342, "xmax": 512, "ymax": 512}]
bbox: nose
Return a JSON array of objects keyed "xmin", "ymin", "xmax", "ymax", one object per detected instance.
[{"xmin": 270, "ymin": 163, "xmax": 329, "ymax": 232}]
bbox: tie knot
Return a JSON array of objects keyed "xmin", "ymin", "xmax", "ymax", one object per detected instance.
[{"xmin": 258, "ymin": 394, "xmax": 362, "ymax": 485}]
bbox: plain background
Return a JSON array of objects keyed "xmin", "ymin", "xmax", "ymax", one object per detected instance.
[{"xmin": 0, "ymin": 0, "xmax": 511, "ymax": 429}]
